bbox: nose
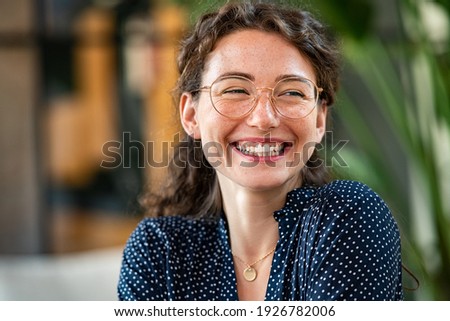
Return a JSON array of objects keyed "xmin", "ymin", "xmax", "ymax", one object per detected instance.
[{"xmin": 246, "ymin": 90, "xmax": 280, "ymax": 131}]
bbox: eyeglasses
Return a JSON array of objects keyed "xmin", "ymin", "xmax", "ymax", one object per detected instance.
[{"xmin": 194, "ymin": 75, "xmax": 323, "ymax": 119}]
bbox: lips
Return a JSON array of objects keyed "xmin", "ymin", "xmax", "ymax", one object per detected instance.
[{"xmin": 232, "ymin": 140, "xmax": 292, "ymax": 157}]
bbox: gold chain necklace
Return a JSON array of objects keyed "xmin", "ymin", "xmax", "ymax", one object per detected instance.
[{"xmin": 232, "ymin": 245, "xmax": 277, "ymax": 282}]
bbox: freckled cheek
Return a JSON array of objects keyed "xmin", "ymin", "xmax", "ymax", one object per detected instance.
[
  {"xmin": 199, "ymin": 125, "xmax": 241, "ymax": 170},
  {"xmin": 197, "ymin": 106, "xmax": 238, "ymax": 137},
  {"xmin": 289, "ymin": 124, "xmax": 320, "ymax": 162},
  {"xmin": 197, "ymin": 114, "xmax": 236, "ymax": 153},
  {"xmin": 297, "ymin": 130, "xmax": 318, "ymax": 145},
  {"xmin": 292, "ymin": 119, "xmax": 318, "ymax": 141},
  {"xmin": 201, "ymin": 140, "xmax": 226, "ymax": 168}
]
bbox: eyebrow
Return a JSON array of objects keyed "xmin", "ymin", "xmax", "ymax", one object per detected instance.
[
  {"xmin": 274, "ymin": 74, "xmax": 309, "ymax": 82},
  {"xmin": 219, "ymin": 71, "xmax": 255, "ymax": 81},
  {"xmin": 218, "ymin": 72, "xmax": 310, "ymax": 83}
]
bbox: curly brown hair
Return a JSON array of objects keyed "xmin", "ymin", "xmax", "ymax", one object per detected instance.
[{"xmin": 141, "ymin": 1, "xmax": 341, "ymax": 218}]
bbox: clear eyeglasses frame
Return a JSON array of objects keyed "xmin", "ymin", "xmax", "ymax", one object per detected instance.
[{"xmin": 193, "ymin": 75, "xmax": 323, "ymax": 120}]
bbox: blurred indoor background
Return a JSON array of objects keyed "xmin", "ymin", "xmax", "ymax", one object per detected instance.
[{"xmin": 0, "ymin": 0, "xmax": 448, "ymax": 300}]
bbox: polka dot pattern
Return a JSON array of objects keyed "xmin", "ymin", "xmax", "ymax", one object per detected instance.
[{"xmin": 118, "ymin": 180, "xmax": 403, "ymax": 300}]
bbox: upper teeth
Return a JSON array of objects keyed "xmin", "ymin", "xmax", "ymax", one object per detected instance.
[{"xmin": 236, "ymin": 142, "xmax": 285, "ymax": 157}]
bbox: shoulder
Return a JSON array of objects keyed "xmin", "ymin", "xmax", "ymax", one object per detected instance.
[
  {"xmin": 285, "ymin": 180, "xmax": 398, "ymax": 236},
  {"xmin": 127, "ymin": 216, "xmax": 220, "ymax": 248},
  {"xmin": 293, "ymin": 181, "xmax": 403, "ymax": 300},
  {"xmin": 306, "ymin": 180, "xmax": 401, "ymax": 259},
  {"xmin": 120, "ymin": 216, "xmax": 220, "ymax": 275},
  {"xmin": 321, "ymin": 179, "xmax": 384, "ymax": 202},
  {"xmin": 315, "ymin": 180, "xmax": 391, "ymax": 216}
]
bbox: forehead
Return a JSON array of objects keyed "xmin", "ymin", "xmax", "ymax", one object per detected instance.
[{"xmin": 203, "ymin": 29, "xmax": 316, "ymax": 84}]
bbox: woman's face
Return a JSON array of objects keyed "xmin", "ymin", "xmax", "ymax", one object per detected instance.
[{"xmin": 180, "ymin": 29, "xmax": 327, "ymax": 192}]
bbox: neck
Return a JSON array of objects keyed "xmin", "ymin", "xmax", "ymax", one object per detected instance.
[{"xmin": 217, "ymin": 172, "xmax": 298, "ymax": 259}]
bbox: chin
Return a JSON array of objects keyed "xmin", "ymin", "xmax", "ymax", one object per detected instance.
[{"xmin": 234, "ymin": 173, "xmax": 301, "ymax": 192}]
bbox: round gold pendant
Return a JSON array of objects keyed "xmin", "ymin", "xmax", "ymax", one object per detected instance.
[{"xmin": 243, "ymin": 267, "xmax": 257, "ymax": 282}]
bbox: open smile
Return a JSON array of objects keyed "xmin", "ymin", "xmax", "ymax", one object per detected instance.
[{"xmin": 231, "ymin": 140, "xmax": 293, "ymax": 158}]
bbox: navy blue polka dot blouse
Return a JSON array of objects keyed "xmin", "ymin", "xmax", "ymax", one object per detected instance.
[{"xmin": 118, "ymin": 180, "xmax": 403, "ymax": 300}]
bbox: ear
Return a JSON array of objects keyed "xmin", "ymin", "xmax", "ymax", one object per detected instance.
[
  {"xmin": 315, "ymin": 100, "xmax": 328, "ymax": 143},
  {"xmin": 180, "ymin": 92, "xmax": 201, "ymax": 139}
]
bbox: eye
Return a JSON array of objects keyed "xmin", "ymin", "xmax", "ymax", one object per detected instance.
[
  {"xmin": 221, "ymin": 87, "xmax": 249, "ymax": 95},
  {"xmin": 279, "ymin": 90, "xmax": 306, "ymax": 98}
]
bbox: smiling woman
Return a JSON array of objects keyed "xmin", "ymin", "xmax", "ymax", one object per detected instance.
[{"xmin": 117, "ymin": 1, "xmax": 403, "ymax": 301}]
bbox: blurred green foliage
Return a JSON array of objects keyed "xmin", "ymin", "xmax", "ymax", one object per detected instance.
[{"xmin": 331, "ymin": 0, "xmax": 450, "ymax": 300}]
